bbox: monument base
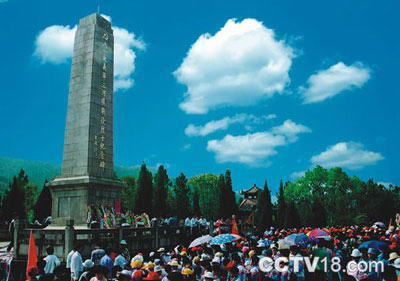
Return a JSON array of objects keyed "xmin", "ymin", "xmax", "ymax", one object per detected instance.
[{"xmin": 47, "ymin": 176, "xmax": 123, "ymax": 226}]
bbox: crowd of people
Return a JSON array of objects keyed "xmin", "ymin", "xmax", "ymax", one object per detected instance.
[
  {"xmin": 86, "ymin": 205, "xmax": 210, "ymax": 231},
  {"xmin": 22, "ymin": 217, "xmax": 400, "ymax": 281}
]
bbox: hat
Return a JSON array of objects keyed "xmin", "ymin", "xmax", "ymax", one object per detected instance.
[
  {"xmin": 145, "ymin": 262, "xmax": 155, "ymax": 269},
  {"xmin": 248, "ymin": 250, "xmax": 255, "ymax": 258},
  {"xmin": 182, "ymin": 268, "xmax": 194, "ymax": 275},
  {"xmin": 211, "ymin": 257, "xmax": 221, "ymax": 264},
  {"xmin": 390, "ymin": 252, "xmax": 399, "ymax": 261},
  {"xmin": 120, "ymin": 240, "xmax": 128, "ymax": 245},
  {"xmin": 351, "ymin": 249, "xmax": 362, "ymax": 257},
  {"xmin": 131, "ymin": 260, "xmax": 143, "ymax": 269},
  {"xmin": 149, "ymin": 252, "xmax": 155, "ymax": 257},
  {"xmin": 204, "ymin": 272, "xmax": 214, "ymax": 279},
  {"xmin": 169, "ymin": 260, "xmax": 179, "ymax": 267},
  {"xmin": 143, "ymin": 271, "xmax": 160, "ymax": 280},
  {"xmin": 367, "ymin": 248, "xmax": 380, "ymax": 255},
  {"xmin": 157, "ymin": 247, "xmax": 165, "ymax": 252},
  {"xmin": 180, "ymin": 251, "xmax": 187, "ymax": 256},
  {"xmin": 119, "ymin": 270, "xmax": 132, "ymax": 277},
  {"xmin": 193, "ymin": 256, "xmax": 200, "ymax": 263},
  {"xmin": 393, "ymin": 258, "xmax": 400, "ymax": 269},
  {"xmin": 83, "ymin": 259, "xmax": 94, "ymax": 268},
  {"xmin": 133, "ymin": 270, "xmax": 143, "ymax": 279},
  {"xmin": 154, "ymin": 266, "xmax": 162, "ymax": 272}
]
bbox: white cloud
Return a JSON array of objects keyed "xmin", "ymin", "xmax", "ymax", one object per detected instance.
[
  {"xmin": 300, "ymin": 62, "xmax": 370, "ymax": 104},
  {"xmin": 207, "ymin": 119, "xmax": 310, "ymax": 166},
  {"xmin": 270, "ymin": 119, "xmax": 311, "ymax": 142},
  {"xmin": 174, "ymin": 18, "xmax": 294, "ymax": 114},
  {"xmin": 207, "ymin": 132, "xmax": 286, "ymax": 166},
  {"xmin": 311, "ymin": 142, "xmax": 383, "ymax": 170},
  {"xmin": 185, "ymin": 113, "xmax": 276, "ymax": 137},
  {"xmin": 34, "ymin": 25, "xmax": 76, "ymax": 64},
  {"xmin": 291, "ymin": 171, "xmax": 305, "ymax": 179},
  {"xmin": 34, "ymin": 15, "xmax": 145, "ymax": 92},
  {"xmin": 378, "ymin": 182, "xmax": 394, "ymax": 189},
  {"xmin": 265, "ymin": 114, "xmax": 277, "ymax": 120},
  {"xmin": 181, "ymin": 144, "xmax": 192, "ymax": 151}
]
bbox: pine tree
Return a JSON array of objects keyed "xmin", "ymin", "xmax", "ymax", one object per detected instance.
[
  {"xmin": 174, "ymin": 173, "xmax": 190, "ymax": 218},
  {"xmin": 255, "ymin": 181, "xmax": 273, "ymax": 231},
  {"xmin": 225, "ymin": 169, "xmax": 237, "ymax": 216},
  {"xmin": 121, "ymin": 176, "xmax": 136, "ymax": 212},
  {"xmin": 153, "ymin": 165, "xmax": 169, "ymax": 217},
  {"xmin": 218, "ymin": 174, "xmax": 227, "ymax": 218},
  {"xmin": 0, "ymin": 169, "xmax": 28, "ymax": 222},
  {"xmin": 34, "ymin": 181, "xmax": 52, "ymax": 221},
  {"xmin": 284, "ymin": 201, "xmax": 300, "ymax": 228},
  {"xmin": 134, "ymin": 163, "xmax": 153, "ymax": 214},
  {"xmin": 277, "ymin": 179, "xmax": 286, "ymax": 228}
]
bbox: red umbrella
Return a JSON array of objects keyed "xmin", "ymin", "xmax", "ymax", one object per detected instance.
[{"xmin": 307, "ymin": 228, "xmax": 330, "ymax": 239}]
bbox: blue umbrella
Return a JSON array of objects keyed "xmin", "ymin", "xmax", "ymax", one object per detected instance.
[
  {"xmin": 284, "ymin": 234, "xmax": 312, "ymax": 247},
  {"xmin": 359, "ymin": 240, "xmax": 389, "ymax": 251},
  {"xmin": 210, "ymin": 234, "xmax": 241, "ymax": 245}
]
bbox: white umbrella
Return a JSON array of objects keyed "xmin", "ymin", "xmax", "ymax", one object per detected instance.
[{"xmin": 189, "ymin": 235, "xmax": 213, "ymax": 248}]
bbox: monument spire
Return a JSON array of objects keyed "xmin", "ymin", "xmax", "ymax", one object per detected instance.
[{"xmin": 48, "ymin": 13, "xmax": 122, "ymax": 226}]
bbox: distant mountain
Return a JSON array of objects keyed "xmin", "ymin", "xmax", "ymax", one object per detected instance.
[{"xmin": 0, "ymin": 157, "xmax": 142, "ymax": 190}]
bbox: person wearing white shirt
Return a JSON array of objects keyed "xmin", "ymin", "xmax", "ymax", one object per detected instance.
[
  {"xmin": 66, "ymin": 247, "xmax": 76, "ymax": 271},
  {"xmin": 43, "ymin": 246, "xmax": 61, "ymax": 274},
  {"xmin": 71, "ymin": 245, "xmax": 84, "ymax": 280}
]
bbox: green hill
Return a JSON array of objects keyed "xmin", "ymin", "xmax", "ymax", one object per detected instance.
[{"xmin": 0, "ymin": 157, "xmax": 142, "ymax": 190}]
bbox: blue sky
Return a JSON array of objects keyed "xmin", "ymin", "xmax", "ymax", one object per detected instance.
[{"xmin": 0, "ymin": 0, "xmax": 398, "ymax": 194}]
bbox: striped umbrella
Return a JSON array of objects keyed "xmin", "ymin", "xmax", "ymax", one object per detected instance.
[
  {"xmin": 307, "ymin": 228, "xmax": 330, "ymax": 239},
  {"xmin": 189, "ymin": 235, "xmax": 213, "ymax": 248},
  {"xmin": 284, "ymin": 233, "xmax": 312, "ymax": 247}
]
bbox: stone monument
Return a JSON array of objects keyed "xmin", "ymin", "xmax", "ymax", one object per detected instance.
[{"xmin": 48, "ymin": 14, "xmax": 122, "ymax": 226}]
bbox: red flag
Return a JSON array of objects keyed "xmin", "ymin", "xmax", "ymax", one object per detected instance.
[
  {"xmin": 115, "ymin": 199, "xmax": 121, "ymax": 214},
  {"xmin": 231, "ymin": 218, "xmax": 239, "ymax": 235},
  {"xmin": 26, "ymin": 231, "xmax": 38, "ymax": 280}
]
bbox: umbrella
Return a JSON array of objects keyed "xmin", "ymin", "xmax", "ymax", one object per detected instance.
[
  {"xmin": 210, "ymin": 234, "xmax": 241, "ymax": 245},
  {"xmin": 277, "ymin": 239, "xmax": 290, "ymax": 250},
  {"xmin": 307, "ymin": 228, "xmax": 330, "ymax": 239},
  {"xmin": 284, "ymin": 233, "xmax": 311, "ymax": 247},
  {"xmin": 373, "ymin": 222, "xmax": 386, "ymax": 228},
  {"xmin": 359, "ymin": 240, "xmax": 389, "ymax": 251},
  {"xmin": 189, "ymin": 235, "xmax": 213, "ymax": 248}
]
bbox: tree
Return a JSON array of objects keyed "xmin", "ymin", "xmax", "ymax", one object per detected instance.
[
  {"xmin": 276, "ymin": 179, "xmax": 286, "ymax": 228},
  {"xmin": 25, "ymin": 183, "xmax": 39, "ymax": 221},
  {"xmin": 284, "ymin": 201, "xmax": 300, "ymax": 228},
  {"xmin": 0, "ymin": 169, "xmax": 28, "ymax": 222},
  {"xmin": 134, "ymin": 163, "xmax": 153, "ymax": 214},
  {"xmin": 34, "ymin": 181, "xmax": 52, "ymax": 221},
  {"xmin": 224, "ymin": 169, "xmax": 237, "ymax": 216},
  {"xmin": 121, "ymin": 176, "xmax": 136, "ymax": 212},
  {"xmin": 188, "ymin": 174, "xmax": 220, "ymax": 220},
  {"xmin": 255, "ymin": 181, "xmax": 273, "ymax": 231},
  {"xmin": 192, "ymin": 189, "xmax": 201, "ymax": 217},
  {"xmin": 218, "ymin": 174, "xmax": 227, "ymax": 218},
  {"xmin": 153, "ymin": 166, "xmax": 169, "ymax": 217},
  {"xmin": 174, "ymin": 173, "xmax": 191, "ymax": 218}
]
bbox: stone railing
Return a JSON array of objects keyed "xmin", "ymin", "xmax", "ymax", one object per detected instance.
[{"xmin": 12, "ymin": 220, "xmax": 210, "ymax": 261}]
